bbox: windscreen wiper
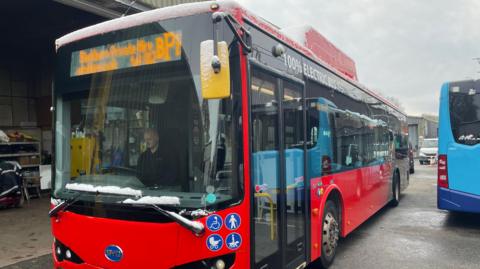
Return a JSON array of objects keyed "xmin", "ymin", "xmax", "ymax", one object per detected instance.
[
  {"xmin": 50, "ymin": 188, "xmax": 144, "ymax": 217},
  {"xmin": 49, "ymin": 191, "xmax": 85, "ymax": 218},
  {"xmin": 134, "ymin": 203, "xmax": 205, "ymax": 236}
]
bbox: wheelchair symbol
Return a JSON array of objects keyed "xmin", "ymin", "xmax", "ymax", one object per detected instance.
[{"xmin": 206, "ymin": 214, "xmax": 223, "ymax": 231}]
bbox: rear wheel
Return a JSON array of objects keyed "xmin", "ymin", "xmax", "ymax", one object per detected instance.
[
  {"xmin": 320, "ymin": 200, "xmax": 340, "ymax": 268},
  {"xmin": 390, "ymin": 173, "xmax": 400, "ymax": 207}
]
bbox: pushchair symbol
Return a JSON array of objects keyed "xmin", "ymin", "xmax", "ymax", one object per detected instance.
[{"xmin": 206, "ymin": 234, "xmax": 223, "ymax": 251}]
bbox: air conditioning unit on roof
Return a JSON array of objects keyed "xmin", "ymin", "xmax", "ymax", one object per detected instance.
[{"xmin": 281, "ymin": 25, "xmax": 358, "ymax": 81}]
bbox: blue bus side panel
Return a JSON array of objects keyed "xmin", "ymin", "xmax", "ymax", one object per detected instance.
[
  {"xmin": 252, "ymin": 149, "xmax": 304, "ymax": 193},
  {"xmin": 307, "ymin": 131, "xmax": 333, "ymax": 179},
  {"xmin": 285, "ymin": 149, "xmax": 304, "ymax": 188},
  {"xmin": 437, "ymin": 82, "xmax": 450, "ymax": 210},
  {"xmin": 307, "ymin": 97, "xmax": 335, "ymax": 179},
  {"xmin": 438, "ymin": 83, "xmax": 451, "ymax": 155},
  {"xmin": 446, "ymin": 144, "xmax": 480, "ymax": 196},
  {"xmin": 439, "ymin": 82, "xmax": 480, "ymax": 198},
  {"xmin": 285, "ymin": 149, "xmax": 305, "ymax": 209},
  {"xmin": 252, "ymin": 150, "xmax": 280, "ymax": 193},
  {"xmin": 438, "ymin": 187, "xmax": 480, "ymax": 213}
]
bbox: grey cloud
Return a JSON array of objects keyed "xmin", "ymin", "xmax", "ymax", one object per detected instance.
[{"xmin": 235, "ymin": 0, "xmax": 480, "ymax": 115}]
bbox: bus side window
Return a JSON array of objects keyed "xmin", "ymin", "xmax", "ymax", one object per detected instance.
[
  {"xmin": 395, "ymin": 134, "xmax": 401, "ymax": 149},
  {"xmin": 306, "ymin": 98, "xmax": 337, "ymax": 176},
  {"xmin": 306, "ymin": 101, "xmax": 319, "ymax": 149},
  {"xmin": 334, "ymin": 111, "xmax": 363, "ymax": 170},
  {"xmin": 310, "ymin": 126, "xmax": 318, "ymax": 146}
]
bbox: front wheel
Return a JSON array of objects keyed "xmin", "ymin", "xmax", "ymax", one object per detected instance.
[{"xmin": 320, "ymin": 200, "xmax": 340, "ymax": 268}]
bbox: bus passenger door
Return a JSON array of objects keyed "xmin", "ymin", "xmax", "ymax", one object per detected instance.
[
  {"xmin": 282, "ymin": 80, "xmax": 307, "ymax": 269},
  {"xmin": 250, "ymin": 66, "xmax": 306, "ymax": 269},
  {"xmin": 251, "ymin": 68, "xmax": 283, "ymax": 269}
]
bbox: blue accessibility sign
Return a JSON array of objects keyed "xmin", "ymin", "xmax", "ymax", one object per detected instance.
[
  {"xmin": 226, "ymin": 233, "xmax": 242, "ymax": 250},
  {"xmin": 206, "ymin": 214, "xmax": 223, "ymax": 232},
  {"xmin": 225, "ymin": 213, "xmax": 241, "ymax": 230},
  {"xmin": 206, "ymin": 234, "xmax": 223, "ymax": 251}
]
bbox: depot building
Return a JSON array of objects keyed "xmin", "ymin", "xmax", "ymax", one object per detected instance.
[{"xmin": 0, "ymin": 1, "xmax": 204, "ymax": 265}]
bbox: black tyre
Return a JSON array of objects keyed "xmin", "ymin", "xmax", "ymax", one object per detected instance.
[
  {"xmin": 390, "ymin": 174, "xmax": 400, "ymax": 207},
  {"xmin": 14, "ymin": 190, "xmax": 25, "ymax": 208},
  {"xmin": 320, "ymin": 200, "xmax": 340, "ymax": 268}
]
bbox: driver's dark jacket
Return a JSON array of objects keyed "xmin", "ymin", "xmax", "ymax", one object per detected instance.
[{"xmin": 136, "ymin": 148, "xmax": 176, "ymax": 187}]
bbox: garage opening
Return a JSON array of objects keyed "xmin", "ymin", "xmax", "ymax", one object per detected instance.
[{"xmin": 0, "ymin": 1, "xmax": 106, "ymax": 266}]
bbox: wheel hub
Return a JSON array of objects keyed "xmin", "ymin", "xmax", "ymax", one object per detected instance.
[{"xmin": 322, "ymin": 212, "xmax": 339, "ymax": 257}]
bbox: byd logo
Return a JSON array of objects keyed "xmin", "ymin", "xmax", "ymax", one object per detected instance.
[{"xmin": 105, "ymin": 245, "xmax": 123, "ymax": 262}]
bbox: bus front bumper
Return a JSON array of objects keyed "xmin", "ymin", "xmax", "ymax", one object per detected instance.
[{"xmin": 438, "ymin": 187, "xmax": 480, "ymax": 213}]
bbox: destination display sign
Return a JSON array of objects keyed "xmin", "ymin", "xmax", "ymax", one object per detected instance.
[{"xmin": 70, "ymin": 31, "xmax": 182, "ymax": 77}]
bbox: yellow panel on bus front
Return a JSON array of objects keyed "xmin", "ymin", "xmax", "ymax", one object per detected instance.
[
  {"xmin": 70, "ymin": 31, "xmax": 182, "ymax": 77},
  {"xmin": 70, "ymin": 137, "xmax": 100, "ymax": 177}
]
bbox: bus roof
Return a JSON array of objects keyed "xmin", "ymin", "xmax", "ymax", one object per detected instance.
[
  {"xmin": 55, "ymin": 1, "xmax": 216, "ymax": 49},
  {"xmin": 281, "ymin": 25, "xmax": 358, "ymax": 81},
  {"xmin": 56, "ymin": 0, "xmax": 405, "ymax": 117}
]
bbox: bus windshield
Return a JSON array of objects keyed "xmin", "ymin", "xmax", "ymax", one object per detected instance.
[
  {"xmin": 450, "ymin": 87, "xmax": 480, "ymax": 145},
  {"xmin": 53, "ymin": 14, "xmax": 241, "ymax": 210}
]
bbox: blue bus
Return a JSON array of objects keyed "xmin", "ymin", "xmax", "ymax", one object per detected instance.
[{"xmin": 438, "ymin": 80, "xmax": 480, "ymax": 213}]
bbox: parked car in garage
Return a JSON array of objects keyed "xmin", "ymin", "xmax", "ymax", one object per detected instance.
[
  {"xmin": 0, "ymin": 161, "xmax": 24, "ymax": 208},
  {"xmin": 419, "ymin": 138, "xmax": 438, "ymax": 165}
]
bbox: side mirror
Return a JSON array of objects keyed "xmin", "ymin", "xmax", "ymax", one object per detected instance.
[{"xmin": 200, "ymin": 40, "xmax": 231, "ymax": 99}]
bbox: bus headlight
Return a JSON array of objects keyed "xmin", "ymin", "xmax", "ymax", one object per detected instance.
[
  {"xmin": 65, "ymin": 249, "xmax": 72, "ymax": 259},
  {"xmin": 215, "ymin": 259, "xmax": 226, "ymax": 269},
  {"xmin": 54, "ymin": 239, "xmax": 84, "ymax": 264}
]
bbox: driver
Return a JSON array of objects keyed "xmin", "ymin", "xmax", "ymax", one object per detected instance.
[{"xmin": 136, "ymin": 128, "xmax": 176, "ymax": 187}]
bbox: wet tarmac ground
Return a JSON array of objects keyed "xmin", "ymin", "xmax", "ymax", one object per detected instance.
[
  {"xmin": 0, "ymin": 196, "xmax": 51, "ymax": 269},
  {"xmin": 2, "ymin": 161, "xmax": 479, "ymax": 269},
  {"xmin": 315, "ymin": 161, "xmax": 480, "ymax": 269}
]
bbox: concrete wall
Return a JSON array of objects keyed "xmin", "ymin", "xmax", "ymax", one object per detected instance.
[
  {"xmin": 425, "ymin": 120, "xmax": 438, "ymax": 138},
  {"xmin": 409, "ymin": 124, "xmax": 419, "ymax": 155},
  {"xmin": 407, "ymin": 116, "xmax": 438, "ymax": 157}
]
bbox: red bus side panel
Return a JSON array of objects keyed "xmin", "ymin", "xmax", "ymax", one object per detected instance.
[{"xmin": 309, "ymin": 163, "xmax": 392, "ymax": 261}]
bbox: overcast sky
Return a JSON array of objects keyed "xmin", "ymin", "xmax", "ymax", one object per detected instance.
[{"xmin": 234, "ymin": 0, "xmax": 480, "ymax": 116}]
